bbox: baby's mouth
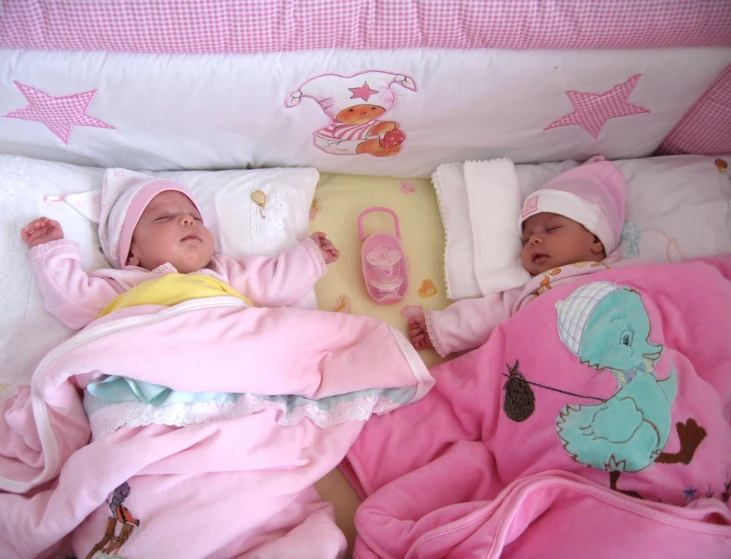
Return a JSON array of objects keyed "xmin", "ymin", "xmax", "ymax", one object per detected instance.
[
  {"xmin": 532, "ymin": 253, "xmax": 549, "ymax": 263},
  {"xmin": 182, "ymin": 233, "xmax": 200, "ymax": 242}
]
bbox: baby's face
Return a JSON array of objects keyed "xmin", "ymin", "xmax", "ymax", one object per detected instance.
[
  {"xmin": 336, "ymin": 104, "xmax": 386, "ymax": 125},
  {"xmin": 520, "ymin": 213, "xmax": 604, "ymax": 276},
  {"xmin": 127, "ymin": 191, "xmax": 214, "ymax": 273}
]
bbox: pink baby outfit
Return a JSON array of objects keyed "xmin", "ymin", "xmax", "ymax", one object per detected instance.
[
  {"xmin": 426, "ymin": 155, "xmax": 628, "ymax": 357},
  {"xmin": 30, "ymin": 174, "xmax": 327, "ymax": 329},
  {"xmin": 31, "ymin": 239, "xmax": 326, "ymax": 329},
  {"xmin": 2, "ymin": 174, "xmax": 438, "ymax": 558},
  {"xmin": 426, "ymin": 254, "xmax": 635, "ymax": 357}
]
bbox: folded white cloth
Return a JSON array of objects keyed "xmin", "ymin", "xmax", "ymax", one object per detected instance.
[{"xmin": 432, "ymin": 159, "xmax": 530, "ymax": 300}]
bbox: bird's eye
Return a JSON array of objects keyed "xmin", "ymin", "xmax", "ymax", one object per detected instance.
[{"xmin": 620, "ymin": 330, "xmax": 634, "ymax": 346}]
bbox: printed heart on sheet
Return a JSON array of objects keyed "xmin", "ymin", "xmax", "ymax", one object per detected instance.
[
  {"xmin": 399, "ymin": 181, "xmax": 417, "ymax": 194},
  {"xmin": 418, "ymin": 279, "xmax": 438, "ymax": 298},
  {"xmin": 400, "ymin": 305, "xmax": 424, "ymax": 318},
  {"xmin": 309, "ymin": 200, "xmax": 321, "ymax": 220},
  {"xmin": 332, "ymin": 295, "xmax": 351, "ymax": 313}
]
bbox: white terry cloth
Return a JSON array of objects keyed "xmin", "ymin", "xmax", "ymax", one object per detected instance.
[{"xmin": 432, "ymin": 159, "xmax": 530, "ymax": 300}]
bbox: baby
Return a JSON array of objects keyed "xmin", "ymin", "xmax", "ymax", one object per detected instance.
[
  {"xmin": 21, "ymin": 176, "xmax": 339, "ymax": 328},
  {"xmin": 409, "ymin": 156, "xmax": 628, "ymax": 357}
]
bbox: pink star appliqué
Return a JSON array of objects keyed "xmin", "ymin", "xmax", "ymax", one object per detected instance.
[
  {"xmin": 349, "ymin": 81, "xmax": 379, "ymax": 102},
  {"xmin": 545, "ymin": 74, "xmax": 650, "ymax": 139},
  {"xmin": 3, "ymin": 81, "xmax": 115, "ymax": 144}
]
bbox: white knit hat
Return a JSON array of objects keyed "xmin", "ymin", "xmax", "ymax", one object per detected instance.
[{"xmin": 555, "ymin": 281, "xmax": 620, "ymax": 356}]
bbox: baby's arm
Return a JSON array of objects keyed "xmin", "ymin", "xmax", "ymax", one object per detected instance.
[
  {"xmin": 23, "ymin": 218, "xmax": 123, "ymax": 329},
  {"xmin": 216, "ymin": 233, "xmax": 339, "ymax": 307},
  {"xmin": 408, "ymin": 293, "xmax": 515, "ymax": 357}
]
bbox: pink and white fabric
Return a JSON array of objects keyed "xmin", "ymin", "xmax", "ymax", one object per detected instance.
[
  {"xmin": 2, "ymin": 1, "xmax": 730, "ymax": 53},
  {"xmin": 544, "ymin": 74, "xmax": 650, "ymax": 140},
  {"xmin": 519, "ymin": 156, "xmax": 626, "ymax": 254},
  {"xmin": 319, "ymin": 121, "xmax": 380, "ymax": 141},
  {"xmin": 30, "ymin": 236, "xmax": 326, "ymax": 330},
  {"xmin": 1, "ymin": 82, "xmax": 114, "ymax": 144},
  {"xmin": 658, "ymin": 63, "xmax": 731, "ymax": 155},
  {"xmin": 343, "ymin": 256, "xmax": 731, "ymax": 558},
  {"xmin": 0, "ymin": 297, "xmax": 433, "ymax": 558},
  {"xmin": 0, "ymin": 1, "xmax": 729, "ymax": 174},
  {"xmin": 425, "ymin": 254, "xmax": 633, "ymax": 358},
  {"xmin": 285, "ymin": 72, "xmax": 417, "ymax": 120}
]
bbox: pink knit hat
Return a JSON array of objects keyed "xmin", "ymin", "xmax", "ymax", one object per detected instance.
[
  {"xmin": 518, "ymin": 156, "xmax": 626, "ymax": 254},
  {"xmin": 98, "ymin": 169, "xmax": 202, "ymax": 268}
]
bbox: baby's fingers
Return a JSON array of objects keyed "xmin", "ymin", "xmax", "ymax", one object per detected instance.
[
  {"xmin": 409, "ymin": 330, "xmax": 425, "ymax": 343},
  {"xmin": 22, "ymin": 225, "xmax": 45, "ymax": 240}
]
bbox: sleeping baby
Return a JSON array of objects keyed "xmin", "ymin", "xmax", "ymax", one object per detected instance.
[
  {"xmin": 21, "ymin": 176, "xmax": 339, "ymax": 328},
  {"xmin": 409, "ymin": 155, "xmax": 633, "ymax": 357}
]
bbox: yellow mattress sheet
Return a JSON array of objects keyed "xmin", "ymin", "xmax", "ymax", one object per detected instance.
[{"xmin": 309, "ymin": 173, "xmax": 449, "ymax": 368}]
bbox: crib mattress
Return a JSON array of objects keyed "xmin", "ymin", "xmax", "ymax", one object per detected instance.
[{"xmin": 309, "ymin": 173, "xmax": 449, "ymax": 367}]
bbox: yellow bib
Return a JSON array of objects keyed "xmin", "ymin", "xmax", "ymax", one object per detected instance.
[{"xmin": 99, "ymin": 273, "xmax": 253, "ymax": 317}]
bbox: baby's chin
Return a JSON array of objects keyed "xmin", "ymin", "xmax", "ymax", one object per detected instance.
[{"xmin": 173, "ymin": 257, "xmax": 213, "ymax": 274}]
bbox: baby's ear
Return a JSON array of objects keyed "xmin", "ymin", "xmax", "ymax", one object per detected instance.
[
  {"xmin": 591, "ymin": 235, "xmax": 605, "ymax": 255},
  {"xmin": 127, "ymin": 243, "xmax": 140, "ymax": 267}
]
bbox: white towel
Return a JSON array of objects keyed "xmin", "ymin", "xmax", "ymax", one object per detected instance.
[{"xmin": 432, "ymin": 159, "xmax": 529, "ymax": 300}]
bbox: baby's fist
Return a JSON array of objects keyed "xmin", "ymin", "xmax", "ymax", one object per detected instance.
[
  {"xmin": 408, "ymin": 314, "xmax": 433, "ymax": 351},
  {"xmin": 310, "ymin": 232, "xmax": 340, "ymax": 265},
  {"xmin": 21, "ymin": 218, "xmax": 64, "ymax": 248}
]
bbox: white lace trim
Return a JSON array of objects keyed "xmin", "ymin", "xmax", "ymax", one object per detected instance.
[
  {"xmin": 303, "ymin": 237, "xmax": 328, "ymax": 276},
  {"xmin": 431, "ymin": 166, "xmax": 453, "ymax": 300},
  {"xmin": 424, "ymin": 311, "xmax": 447, "ymax": 358},
  {"xmin": 29, "ymin": 238, "xmax": 68, "ymax": 256},
  {"xmin": 145, "ymin": 262, "xmax": 177, "ymax": 279},
  {"xmin": 86, "ymin": 391, "xmax": 405, "ymax": 441}
]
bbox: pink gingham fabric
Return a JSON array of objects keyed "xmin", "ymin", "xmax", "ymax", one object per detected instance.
[
  {"xmin": 1, "ymin": 0, "xmax": 730, "ymax": 54},
  {"xmin": 657, "ymin": 63, "xmax": 731, "ymax": 156},
  {"xmin": 2, "ymin": 82, "xmax": 114, "ymax": 144},
  {"xmin": 545, "ymin": 74, "xmax": 651, "ymax": 139}
]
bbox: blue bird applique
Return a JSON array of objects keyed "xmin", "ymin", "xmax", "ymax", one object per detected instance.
[{"xmin": 554, "ymin": 281, "xmax": 706, "ymax": 498}]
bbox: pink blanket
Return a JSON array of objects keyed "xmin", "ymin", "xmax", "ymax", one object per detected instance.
[
  {"xmin": 344, "ymin": 257, "xmax": 731, "ymax": 558},
  {"xmin": 0, "ymin": 298, "xmax": 433, "ymax": 558}
]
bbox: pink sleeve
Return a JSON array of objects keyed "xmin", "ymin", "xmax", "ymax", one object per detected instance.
[
  {"xmin": 30, "ymin": 240, "xmax": 123, "ymax": 329},
  {"xmin": 214, "ymin": 237, "xmax": 327, "ymax": 307},
  {"xmin": 425, "ymin": 288, "xmax": 521, "ymax": 357}
]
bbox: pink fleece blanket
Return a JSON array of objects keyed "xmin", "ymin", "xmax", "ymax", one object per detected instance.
[
  {"xmin": 344, "ymin": 257, "xmax": 731, "ymax": 558},
  {"xmin": 0, "ymin": 298, "xmax": 433, "ymax": 558}
]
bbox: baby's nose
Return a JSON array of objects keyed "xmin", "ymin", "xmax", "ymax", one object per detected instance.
[{"xmin": 180, "ymin": 214, "xmax": 195, "ymax": 225}]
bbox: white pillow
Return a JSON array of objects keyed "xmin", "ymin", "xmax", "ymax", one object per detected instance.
[
  {"xmin": 435, "ymin": 154, "xmax": 731, "ymax": 300},
  {"xmin": 0, "ymin": 155, "xmax": 319, "ymax": 385}
]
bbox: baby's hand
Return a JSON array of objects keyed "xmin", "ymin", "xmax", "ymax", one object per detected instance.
[
  {"xmin": 310, "ymin": 232, "xmax": 340, "ymax": 264},
  {"xmin": 21, "ymin": 218, "xmax": 64, "ymax": 248},
  {"xmin": 408, "ymin": 314, "xmax": 433, "ymax": 351}
]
